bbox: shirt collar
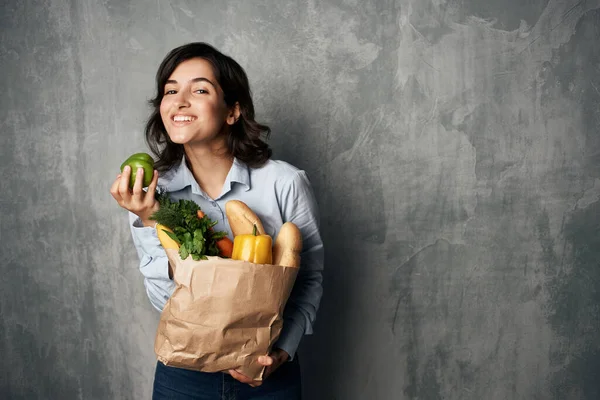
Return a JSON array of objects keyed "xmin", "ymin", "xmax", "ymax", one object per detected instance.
[
  {"xmin": 159, "ymin": 156, "xmax": 251, "ymax": 196},
  {"xmin": 226, "ymin": 157, "xmax": 251, "ymax": 193}
]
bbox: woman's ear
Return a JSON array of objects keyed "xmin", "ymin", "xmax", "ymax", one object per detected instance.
[{"xmin": 227, "ymin": 102, "xmax": 241, "ymax": 125}]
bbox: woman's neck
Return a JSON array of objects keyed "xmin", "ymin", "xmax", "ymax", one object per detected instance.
[{"xmin": 184, "ymin": 142, "xmax": 233, "ymax": 200}]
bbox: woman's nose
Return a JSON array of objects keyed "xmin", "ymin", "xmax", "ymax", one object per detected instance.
[{"xmin": 174, "ymin": 91, "xmax": 190, "ymax": 108}]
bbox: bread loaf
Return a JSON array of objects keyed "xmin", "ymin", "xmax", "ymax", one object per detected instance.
[
  {"xmin": 272, "ymin": 222, "xmax": 302, "ymax": 268},
  {"xmin": 225, "ymin": 200, "xmax": 266, "ymax": 236}
]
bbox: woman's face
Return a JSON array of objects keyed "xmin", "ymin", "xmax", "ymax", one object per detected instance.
[{"xmin": 159, "ymin": 58, "xmax": 234, "ymax": 147}]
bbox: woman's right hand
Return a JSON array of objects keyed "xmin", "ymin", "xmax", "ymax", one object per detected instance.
[{"xmin": 110, "ymin": 165, "xmax": 159, "ymax": 227}]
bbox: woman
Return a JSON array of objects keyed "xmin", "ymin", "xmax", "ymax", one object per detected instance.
[{"xmin": 110, "ymin": 42, "xmax": 324, "ymax": 399}]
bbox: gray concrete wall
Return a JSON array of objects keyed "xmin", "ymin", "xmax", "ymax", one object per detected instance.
[{"xmin": 1, "ymin": 0, "xmax": 599, "ymax": 399}]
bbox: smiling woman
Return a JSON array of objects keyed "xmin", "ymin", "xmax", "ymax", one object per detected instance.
[
  {"xmin": 145, "ymin": 43, "xmax": 273, "ymax": 172},
  {"xmin": 109, "ymin": 42, "xmax": 324, "ymax": 400},
  {"xmin": 159, "ymin": 58, "xmax": 237, "ymax": 147}
]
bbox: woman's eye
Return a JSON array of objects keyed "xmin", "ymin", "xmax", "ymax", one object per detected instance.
[
  {"xmin": 165, "ymin": 89, "xmax": 177, "ymax": 95},
  {"xmin": 195, "ymin": 89, "xmax": 208, "ymax": 94}
]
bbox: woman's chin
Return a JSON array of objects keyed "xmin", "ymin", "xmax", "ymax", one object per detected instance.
[
  {"xmin": 167, "ymin": 134, "xmax": 191, "ymax": 145},
  {"xmin": 168, "ymin": 134, "xmax": 228, "ymax": 148}
]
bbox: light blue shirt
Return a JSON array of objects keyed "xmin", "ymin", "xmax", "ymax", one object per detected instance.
[{"xmin": 128, "ymin": 156, "xmax": 324, "ymax": 360}]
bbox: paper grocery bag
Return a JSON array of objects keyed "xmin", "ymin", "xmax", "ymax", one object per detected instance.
[{"xmin": 154, "ymin": 249, "xmax": 299, "ymax": 381}]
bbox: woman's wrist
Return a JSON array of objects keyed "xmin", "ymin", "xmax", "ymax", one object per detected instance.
[{"xmin": 141, "ymin": 218, "xmax": 156, "ymax": 228}]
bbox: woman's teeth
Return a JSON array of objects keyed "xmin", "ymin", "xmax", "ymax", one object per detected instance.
[{"xmin": 173, "ymin": 115, "xmax": 194, "ymax": 122}]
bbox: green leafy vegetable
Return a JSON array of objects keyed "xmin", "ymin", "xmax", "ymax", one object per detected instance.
[{"xmin": 150, "ymin": 190, "xmax": 227, "ymax": 261}]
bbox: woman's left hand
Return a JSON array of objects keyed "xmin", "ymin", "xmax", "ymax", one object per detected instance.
[{"xmin": 228, "ymin": 348, "xmax": 290, "ymax": 387}]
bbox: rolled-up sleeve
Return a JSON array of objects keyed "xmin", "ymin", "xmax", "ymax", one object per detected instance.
[
  {"xmin": 274, "ymin": 171, "xmax": 324, "ymax": 360},
  {"xmin": 128, "ymin": 212, "xmax": 175, "ymax": 311}
]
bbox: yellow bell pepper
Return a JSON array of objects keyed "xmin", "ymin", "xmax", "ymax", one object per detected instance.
[{"xmin": 231, "ymin": 225, "xmax": 273, "ymax": 264}]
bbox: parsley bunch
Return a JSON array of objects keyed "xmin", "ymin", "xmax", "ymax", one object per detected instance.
[{"xmin": 150, "ymin": 191, "xmax": 228, "ymax": 261}]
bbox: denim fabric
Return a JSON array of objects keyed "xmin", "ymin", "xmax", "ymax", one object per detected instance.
[{"xmin": 152, "ymin": 358, "xmax": 302, "ymax": 400}]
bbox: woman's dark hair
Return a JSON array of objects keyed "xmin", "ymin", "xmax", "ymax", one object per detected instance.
[{"xmin": 145, "ymin": 42, "xmax": 272, "ymax": 171}]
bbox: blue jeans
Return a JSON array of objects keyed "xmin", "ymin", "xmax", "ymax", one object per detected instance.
[{"xmin": 152, "ymin": 358, "xmax": 302, "ymax": 400}]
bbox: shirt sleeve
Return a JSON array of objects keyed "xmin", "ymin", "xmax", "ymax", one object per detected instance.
[
  {"xmin": 273, "ymin": 171, "xmax": 324, "ymax": 360},
  {"xmin": 128, "ymin": 212, "xmax": 176, "ymax": 312}
]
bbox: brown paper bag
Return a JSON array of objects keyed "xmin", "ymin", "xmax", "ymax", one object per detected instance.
[{"xmin": 154, "ymin": 248, "xmax": 299, "ymax": 380}]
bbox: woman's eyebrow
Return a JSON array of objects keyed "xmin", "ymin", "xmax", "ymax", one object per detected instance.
[{"xmin": 165, "ymin": 77, "xmax": 216, "ymax": 88}]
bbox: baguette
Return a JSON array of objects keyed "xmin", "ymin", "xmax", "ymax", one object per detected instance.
[
  {"xmin": 272, "ymin": 222, "xmax": 302, "ymax": 268},
  {"xmin": 225, "ymin": 200, "xmax": 266, "ymax": 236}
]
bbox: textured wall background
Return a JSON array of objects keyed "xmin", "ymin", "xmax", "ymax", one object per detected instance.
[{"xmin": 1, "ymin": 0, "xmax": 600, "ymax": 399}]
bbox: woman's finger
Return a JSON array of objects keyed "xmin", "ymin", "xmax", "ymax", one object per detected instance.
[
  {"xmin": 110, "ymin": 174, "xmax": 122, "ymax": 202},
  {"xmin": 228, "ymin": 369, "xmax": 262, "ymax": 387},
  {"xmin": 118, "ymin": 166, "xmax": 132, "ymax": 197},
  {"xmin": 258, "ymin": 355, "xmax": 273, "ymax": 366},
  {"xmin": 228, "ymin": 369, "xmax": 251, "ymax": 383},
  {"xmin": 132, "ymin": 167, "xmax": 144, "ymax": 197},
  {"xmin": 145, "ymin": 169, "xmax": 159, "ymax": 205}
]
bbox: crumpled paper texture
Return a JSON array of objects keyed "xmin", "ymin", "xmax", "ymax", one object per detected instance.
[{"xmin": 154, "ymin": 249, "xmax": 299, "ymax": 380}]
